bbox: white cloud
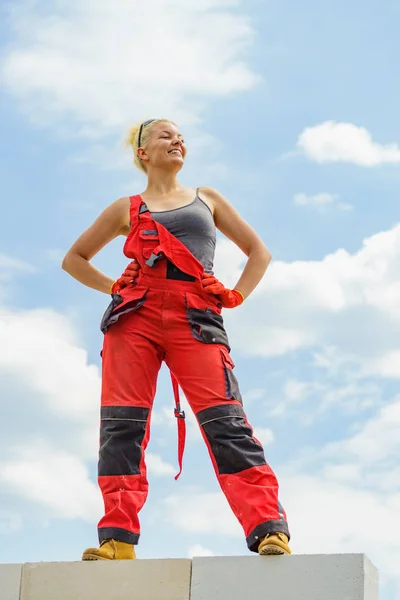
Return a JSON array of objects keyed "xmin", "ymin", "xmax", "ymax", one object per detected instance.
[
  {"xmin": 146, "ymin": 453, "xmax": 176, "ymax": 477},
  {"xmin": 0, "ymin": 307, "xmax": 100, "ymax": 456},
  {"xmin": 0, "ymin": 263, "xmax": 102, "ymax": 519},
  {"xmin": 218, "ymin": 224, "xmax": 400, "ymax": 369},
  {"xmin": 296, "ymin": 121, "xmax": 400, "ymax": 166},
  {"xmin": 243, "ymin": 388, "xmax": 265, "ymax": 403},
  {"xmin": 0, "ymin": 443, "xmax": 102, "ymax": 521},
  {"xmin": 213, "ymin": 237, "xmax": 251, "ymax": 288},
  {"xmin": 281, "ymin": 473, "xmax": 400, "ymax": 582},
  {"xmin": 45, "ymin": 248, "xmax": 67, "ymax": 262},
  {"xmin": 2, "ymin": 0, "xmax": 259, "ymax": 139},
  {"xmin": 252, "ymin": 427, "xmax": 274, "ymax": 445},
  {"xmin": 163, "ymin": 491, "xmax": 242, "ymax": 537},
  {"xmin": 0, "ymin": 254, "xmax": 35, "ymax": 274},
  {"xmin": 294, "ymin": 192, "xmax": 353, "ymax": 212},
  {"xmin": 365, "ymin": 349, "xmax": 400, "ymax": 379},
  {"xmin": 268, "ymin": 378, "xmax": 381, "ymax": 422},
  {"xmin": 151, "ymin": 406, "xmax": 176, "ymax": 428},
  {"xmin": 284, "ymin": 379, "xmax": 314, "ymax": 401},
  {"xmin": 188, "ymin": 544, "xmax": 215, "ymax": 558},
  {"xmin": 323, "ymin": 394, "xmax": 400, "ymax": 465},
  {"xmin": 279, "ymin": 392, "xmax": 400, "ymax": 587},
  {"xmin": 294, "ymin": 192, "xmax": 336, "ymax": 206}
]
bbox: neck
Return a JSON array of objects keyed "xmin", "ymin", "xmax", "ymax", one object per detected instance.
[{"xmin": 144, "ymin": 169, "xmax": 183, "ymax": 196}]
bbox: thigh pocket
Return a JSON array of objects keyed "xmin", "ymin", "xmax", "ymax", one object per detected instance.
[
  {"xmin": 220, "ymin": 347, "xmax": 242, "ymax": 404},
  {"xmin": 100, "ymin": 286, "xmax": 148, "ymax": 334},
  {"xmin": 185, "ymin": 291, "xmax": 230, "ymax": 349}
]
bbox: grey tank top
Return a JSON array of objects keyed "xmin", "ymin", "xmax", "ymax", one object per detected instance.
[{"xmin": 151, "ymin": 191, "xmax": 216, "ymax": 273}]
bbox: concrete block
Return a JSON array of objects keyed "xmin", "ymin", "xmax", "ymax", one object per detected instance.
[
  {"xmin": 20, "ymin": 559, "xmax": 191, "ymax": 600},
  {"xmin": 0, "ymin": 564, "xmax": 22, "ymax": 600},
  {"xmin": 191, "ymin": 554, "xmax": 379, "ymax": 600}
]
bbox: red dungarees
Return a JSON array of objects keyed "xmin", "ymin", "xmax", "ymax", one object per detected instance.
[{"xmin": 97, "ymin": 195, "xmax": 289, "ymax": 552}]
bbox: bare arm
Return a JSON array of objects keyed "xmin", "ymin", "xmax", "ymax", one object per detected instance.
[
  {"xmin": 61, "ymin": 197, "xmax": 130, "ymax": 294},
  {"xmin": 201, "ymin": 187, "xmax": 271, "ymax": 299}
]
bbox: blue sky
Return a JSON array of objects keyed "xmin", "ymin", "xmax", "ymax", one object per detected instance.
[{"xmin": 1, "ymin": 0, "xmax": 400, "ymax": 597}]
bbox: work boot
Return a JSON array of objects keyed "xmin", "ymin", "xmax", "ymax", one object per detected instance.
[
  {"xmin": 258, "ymin": 532, "xmax": 291, "ymax": 555},
  {"xmin": 82, "ymin": 539, "xmax": 135, "ymax": 561}
]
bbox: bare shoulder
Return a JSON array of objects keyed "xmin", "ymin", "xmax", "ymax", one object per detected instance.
[
  {"xmin": 101, "ymin": 195, "xmax": 131, "ymax": 218},
  {"xmin": 197, "ymin": 186, "xmax": 265, "ymax": 256},
  {"xmin": 97, "ymin": 195, "xmax": 131, "ymax": 235},
  {"xmin": 197, "ymin": 186, "xmax": 240, "ymax": 219},
  {"xmin": 196, "ymin": 186, "xmax": 231, "ymax": 216},
  {"xmin": 64, "ymin": 196, "xmax": 131, "ymax": 262},
  {"xmin": 115, "ymin": 195, "xmax": 132, "ymax": 234}
]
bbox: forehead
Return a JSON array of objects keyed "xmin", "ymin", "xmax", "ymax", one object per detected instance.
[{"xmin": 152, "ymin": 121, "xmax": 183, "ymax": 137}]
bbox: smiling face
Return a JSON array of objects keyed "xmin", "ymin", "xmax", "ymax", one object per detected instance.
[{"xmin": 137, "ymin": 120, "xmax": 187, "ymax": 174}]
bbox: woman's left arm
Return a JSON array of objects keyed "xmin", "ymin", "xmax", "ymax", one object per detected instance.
[{"xmin": 201, "ymin": 187, "xmax": 272, "ymax": 299}]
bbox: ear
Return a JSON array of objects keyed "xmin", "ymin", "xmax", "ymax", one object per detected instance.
[{"xmin": 137, "ymin": 147, "xmax": 149, "ymax": 164}]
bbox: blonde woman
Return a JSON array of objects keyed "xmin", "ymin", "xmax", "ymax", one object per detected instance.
[{"xmin": 62, "ymin": 118, "xmax": 291, "ymax": 560}]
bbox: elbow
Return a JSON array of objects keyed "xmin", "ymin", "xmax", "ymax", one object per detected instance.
[
  {"xmin": 61, "ymin": 253, "xmax": 69, "ymax": 272},
  {"xmin": 62, "ymin": 250, "xmax": 89, "ymax": 273},
  {"xmin": 61, "ymin": 250, "xmax": 76, "ymax": 273},
  {"xmin": 265, "ymin": 248, "xmax": 272, "ymax": 266},
  {"xmin": 252, "ymin": 244, "xmax": 271, "ymax": 267}
]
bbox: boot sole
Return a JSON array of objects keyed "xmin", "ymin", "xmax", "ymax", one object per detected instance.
[
  {"xmin": 259, "ymin": 544, "xmax": 290, "ymax": 556},
  {"xmin": 82, "ymin": 554, "xmax": 135, "ymax": 561}
]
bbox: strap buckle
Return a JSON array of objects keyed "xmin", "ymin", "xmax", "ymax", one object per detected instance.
[
  {"xmin": 145, "ymin": 252, "xmax": 163, "ymax": 267},
  {"xmin": 174, "ymin": 404, "xmax": 186, "ymax": 419}
]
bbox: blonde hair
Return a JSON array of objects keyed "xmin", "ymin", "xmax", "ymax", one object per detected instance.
[{"xmin": 125, "ymin": 118, "xmax": 174, "ymax": 173}]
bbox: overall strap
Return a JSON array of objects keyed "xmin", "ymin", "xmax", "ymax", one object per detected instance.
[
  {"xmin": 129, "ymin": 195, "xmax": 154, "ymax": 225},
  {"xmin": 171, "ymin": 372, "xmax": 186, "ymax": 481}
]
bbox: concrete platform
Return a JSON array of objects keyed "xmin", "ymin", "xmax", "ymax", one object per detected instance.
[
  {"xmin": 20, "ymin": 559, "xmax": 191, "ymax": 600},
  {"xmin": 191, "ymin": 554, "xmax": 379, "ymax": 600},
  {"xmin": 1, "ymin": 554, "xmax": 378, "ymax": 599},
  {"xmin": 0, "ymin": 564, "xmax": 22, "ymax": 600}
]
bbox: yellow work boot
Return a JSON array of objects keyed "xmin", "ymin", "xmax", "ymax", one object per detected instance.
[
  {"xmin": 258, "ymin": 532, "xmax": 291, "ymax": 556},
  {"xmin": 82, "ymin": 539, "xmax": 135, "ymax": 561}
]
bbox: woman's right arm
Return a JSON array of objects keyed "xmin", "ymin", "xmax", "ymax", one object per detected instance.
[{"xmin": 61, "ymin": 196, "xmax": 130, "ymax": 295}]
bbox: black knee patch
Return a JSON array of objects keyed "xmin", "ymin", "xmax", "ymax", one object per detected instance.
[
  {"xmin": 98, "ymin": 406, "xmax": 149, "ymax": 476},
  {"xmin": 197, "ymin": 404, "xmax": 266, "ymax": 475}
]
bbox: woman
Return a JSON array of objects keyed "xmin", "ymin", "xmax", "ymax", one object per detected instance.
[{"xmin": 62, "ymin": 118, "xmax": 291, "ymax": 560}]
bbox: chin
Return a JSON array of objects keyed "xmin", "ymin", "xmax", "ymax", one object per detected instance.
[{"xmin": 167, "ymin": 158, "xmax": 185, "ymax": 170}]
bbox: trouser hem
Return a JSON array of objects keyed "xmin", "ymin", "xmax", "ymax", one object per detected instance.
[
  {"xmin": 98, "ymin": 527, "xmax": 139, "ymax": 545},
  {"xmin": 247, "ymin": 520, "xmax": 290, "ymax": 553}
]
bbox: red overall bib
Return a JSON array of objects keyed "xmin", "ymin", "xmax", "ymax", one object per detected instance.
[{"xmin": 97, "ymin": 195, "xmax": 289, "ymax": 552}]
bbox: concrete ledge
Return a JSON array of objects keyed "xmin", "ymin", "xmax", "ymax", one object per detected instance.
[
  {"xmin": 0, "ymin": 564, "xmax": 22, "ymax": 600},
  {"xmin": 191, "ymin": 554, "xmax": 379, "ymax": 600},
  {"xmin": 20, "ymin": 559, "xmax": 191, "ymax": 600},
  {"xmin": 1, "ymin": 554, "xmax": 379, "ymax": 600}
]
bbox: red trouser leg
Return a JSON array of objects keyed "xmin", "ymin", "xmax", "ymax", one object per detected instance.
[
  {"xmin": 164, "ymin": 289, "xmax": 289, "ymax": 552},
  {"xmin": 97, "ymin": 298, "xmax": 164, "ymax": 545},
  {"xmin": 97, "ymin": 280, "xmax": 289, "ymax": 551}
]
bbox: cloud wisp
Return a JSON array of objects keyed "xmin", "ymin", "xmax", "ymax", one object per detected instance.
[
  {"xmin": 2, "ymin": 0, "xmax": 259, "ymax": 139},
  {"xmin": 296, "ymin": 121, "xmax": 400, "ymax": 166}
]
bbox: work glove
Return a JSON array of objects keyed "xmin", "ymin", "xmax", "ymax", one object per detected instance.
[
  {"xmin": 110, "ymin": 259, "xmax": 141, "ymax": 294},
  {"xmin": 201, "ymin": 272, "xmax": 244, "ymax": 308}
]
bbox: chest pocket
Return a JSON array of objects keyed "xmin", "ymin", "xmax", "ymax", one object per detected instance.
[{"xmin": 139, "ymin": 229, "xmax": 159, "ymax": 260}]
